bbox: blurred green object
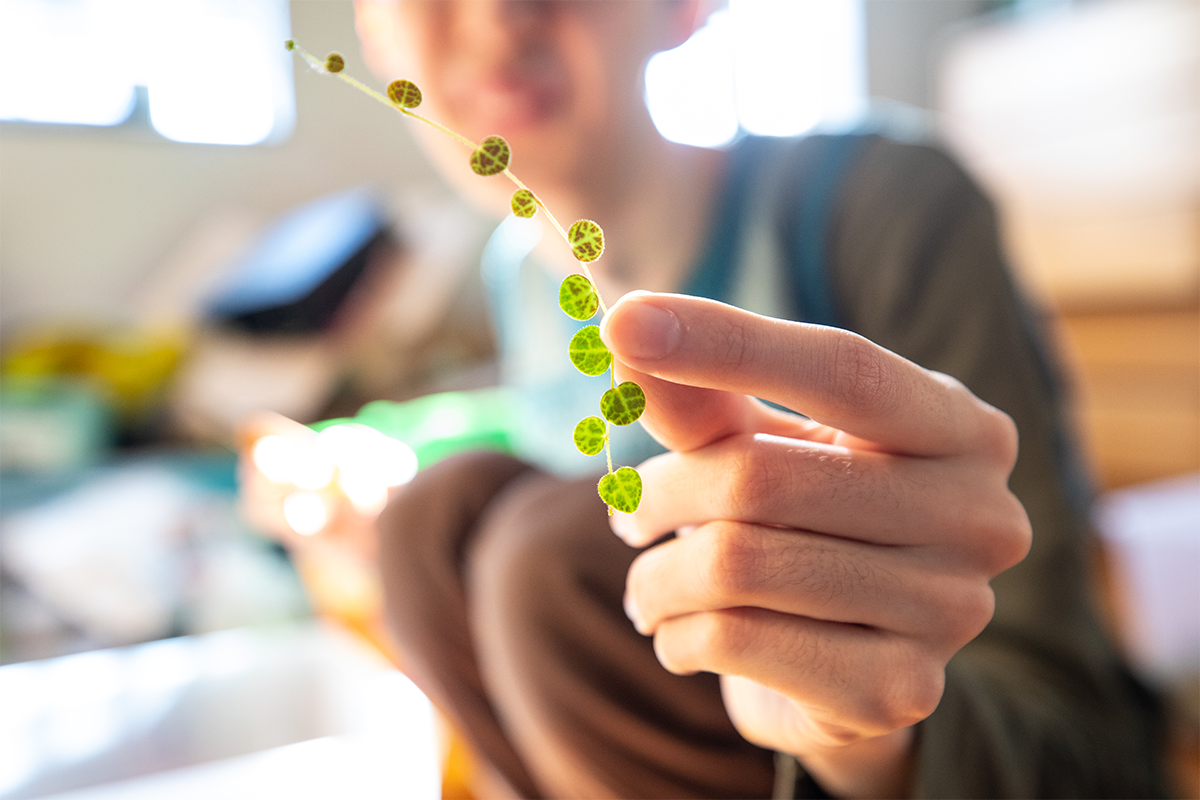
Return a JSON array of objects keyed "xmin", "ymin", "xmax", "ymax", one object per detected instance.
[
  {"xmin": 0, "ymin": 376, "xmax": 113, "ymax": 473},
  {"xmin": 311, "ymin": 387, "xmax": 516, "ymax": 470}
]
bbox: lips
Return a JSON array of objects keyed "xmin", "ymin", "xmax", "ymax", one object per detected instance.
[{"xmin": 446, "ymin": 73, "xmax": 566, "ymax": 137}]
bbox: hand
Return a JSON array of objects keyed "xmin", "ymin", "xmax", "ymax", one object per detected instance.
[{"xmin": 600, "ymin": 291, "xmax": 1031, "ymax": 799}]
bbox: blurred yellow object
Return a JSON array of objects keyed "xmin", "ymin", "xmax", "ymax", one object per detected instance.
[{"xmin": 2, "ymin": 326, "xmax": 186, "ymax": 422}]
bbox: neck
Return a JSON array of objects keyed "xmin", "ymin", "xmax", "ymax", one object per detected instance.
[{"xmin": 532, "ymin": 121, "xmax": 728, "ymax": 301}]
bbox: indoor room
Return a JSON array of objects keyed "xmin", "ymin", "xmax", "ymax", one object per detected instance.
[{"xmin": 1, "ymin": 1, "xmax": 1196, "ymax": 798}]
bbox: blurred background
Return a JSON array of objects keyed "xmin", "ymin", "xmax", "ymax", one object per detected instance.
[{"xmin": 0, "ymin": 0, "xmax": 1196, "ymax": 797}]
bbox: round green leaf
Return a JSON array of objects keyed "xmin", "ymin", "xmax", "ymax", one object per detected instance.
[
  {"xmin": 598, "ymin": 467, "xmax": 642, "ymax": 514},
  {"xmin": 324, "ymin": 53, "xmax": 345, "ymax": 73},
  {"xmin": 567, "ymin": 219, "xmax": 604, "ymax": 263},
  {"xmin": 573, "ymin": 416, "xmax": 607, "ymax": 456},
  {"xmin": 567, "ymin": 326, "xmax": 611, "ymax": 376},
  {"xmin": 387, "ymin": 79, "xmax": 422, "ymax": 108},
  {"xmin": 559, "ymin": 274, "xmax": 599, "ymax": 321},
  {"xmin": 470, "ymin": 135, "xmax": 510, "ymax": 176},
  {"xmin": 600, "ymin": 381, "xmax": 646, "ymax": 426},
  {"xmin": 511, "ymin": 189, "xmax": 538, "ymax": 218}
]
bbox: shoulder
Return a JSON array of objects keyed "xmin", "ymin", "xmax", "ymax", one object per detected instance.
[{"xmin": 841, "ymin": 133, "xmax": 993, "ymax": 224}]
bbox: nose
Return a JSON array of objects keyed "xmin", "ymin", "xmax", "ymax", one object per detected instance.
[
  {"xmin": 460, "ymin": 0, "xmax": 554, "ymax": 38},
  {"xmin": 453, "ymin": 0, "xmax": 556, "ymax": 70}
]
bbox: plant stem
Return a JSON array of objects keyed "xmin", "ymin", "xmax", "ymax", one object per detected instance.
[{"xmin": 292, "ymin": 42, "xmax": 609, "ymax": 314}]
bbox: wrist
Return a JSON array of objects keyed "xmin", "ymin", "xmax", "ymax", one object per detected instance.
[{"xmin": 793, "ymin": 726, "xmax": 916, "ymax": 799}]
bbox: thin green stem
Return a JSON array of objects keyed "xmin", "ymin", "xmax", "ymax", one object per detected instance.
[
  {"xmin": 291, "ymin": 42, "xmax": 609, "ymax": 316},
  {"xmin": 291, "ymin": 40, "xmax": 626, "ymax": 512}
]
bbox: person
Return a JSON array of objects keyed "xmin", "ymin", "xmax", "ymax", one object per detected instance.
[{"xmin": 288, "ymin": 1, "xmax": 1169, "ymax": 797}]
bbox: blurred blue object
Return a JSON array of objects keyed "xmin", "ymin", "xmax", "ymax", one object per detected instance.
[
  {"xmin": 206, "ymin": 188, "xmax": 394, "ymax": 334},
  {"xmin": 0, "ymin": 453, "xmax": 309, "ymax": 665}
]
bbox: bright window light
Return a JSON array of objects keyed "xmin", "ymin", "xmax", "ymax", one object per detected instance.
[
  {"xmin": 645, "ymin": 0, "xmax": 866, "ymax": 148},
  {"xmin": 645, "ymin": 10, "xmax": 739, "ymax": 148},
  {"xmin": 0, "ymin": 0, "xmax": 294, "ymax": 145}
]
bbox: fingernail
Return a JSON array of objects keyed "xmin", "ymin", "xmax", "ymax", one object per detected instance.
[
  {"xmin": 602, "ymin": 295, "xmax": 681, "ymax": 361},
  {"xmin": 623, "ymin": 594, "xmax": 645, "ymax": 633},
  {"xmin": 608, "ymin": 512, "xmax": 635, "ymax": 543}
]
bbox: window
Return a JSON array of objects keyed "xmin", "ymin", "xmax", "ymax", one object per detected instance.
[
  {"xmin": 645, "ymin": 0, "xmax": 866, "ymax": 148},
  {"xmin": 0, "ymin": 0, "xmax": 294, "ymax": 145}
]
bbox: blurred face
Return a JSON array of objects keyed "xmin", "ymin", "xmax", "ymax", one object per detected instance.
[{"xmin": 357, "ymin": 0, "xmax": 697, "ymax": 195}]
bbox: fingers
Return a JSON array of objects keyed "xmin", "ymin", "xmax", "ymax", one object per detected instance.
[
  {"xmin": 649, "ymin": 607, "xmax": 946, "ymax": 739},
  {"xmin": 625, "ymin": 522, "xmax": 926, "ymax": 634},
  {"xmin": 601, "ymin": 292, "xmax": 1013, "ymax": 460},
  {"xmin": 625, "ymin": 522, "xmax": 996, "ymax": 644},
  {"xmin": 614, "ymin": 432, "xmax": 1029, "ymax": 560}
]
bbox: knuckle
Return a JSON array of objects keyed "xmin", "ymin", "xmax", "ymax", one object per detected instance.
[
  {"xmin": 652, "ymin": 630, "xmax": 691, "ymax": 675},
  {"xmin": 696, "ymin": 609, "xmax": 753, "ymax": 662},
  {"xmin": 976, "ymin": 492, "xmax": 1032, "ymax": 574},
  {"xmin": 981, "ymin": 405, "xmax": 1020, "ymax": 468},
  {"xmin": 830, "ymin": 332, "xmax": 892, "ymax": 417},
  {"xmin": 895, "ymin": 667, "xmax": 946, "ymax": 729},
  {"xmin": 947, "ymin": 484, "xmax": 1032, "ymax": 575},
  {"xmin": 944, "ymin": 583, "xmax": 996, "ymax": 646},
  {"xmin": 717, "ymin": 317, "xmax": 751, "ymax": 371},
  {"xmin": 723, "ymin": 441, "xmax": 784, "ymax": 511},
  {"xmin": 699, "ymin": 523, "xmax": 765, "ymax": 601},
  {"xmin": 865, "ymin": 651, "xmax": 945, "ymax": 733}
]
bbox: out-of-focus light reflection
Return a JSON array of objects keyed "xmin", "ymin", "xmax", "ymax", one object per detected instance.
[
  {"xmin": 291, "ymin": 449, "xmax": 335, "ymax": 492},
  {"xmin": 283, "ymin": 492, "xmax": 328, "ymax": 536},
  {"xmin": 0, "ymin": 0, "xmax": 294, "ymax": 144},
  {"xmin": 253, "ymin": 424, "xmax": 418, "ymax": 532},
  {"xmin": 252, "ymin": 434, "xmax": 300, "ymax": 484},
  {"xmin": 644, "ymin": 0, "xmax": 866, "ymax": 148},
  {"xmin": 645, "ymin": 10, "xmax": 739, "ymax": 147},
  {"xmin": 317, "ymin": 425, "xmax": 419, "ymax": 488},
  {"xmin": 337, "ymin": 473, "xmax": 389, "ymax": 516},
  {"xmin": 148, "ymin": 16, "xmax": 277, "ymax": 145}
]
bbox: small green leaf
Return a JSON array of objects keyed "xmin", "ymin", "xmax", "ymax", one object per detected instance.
[
  {"xmin": 511, "ymin": 189, "xmax": 538, "ymax": 218},
  {"xmin": 324, "ymin": 53, "xmax": 345, "ymax": 73},
  {"xmin": 573, "ymin": 416, "xmax": 607, "ymax": 456},
  {"xmin": 567, "ymin": 219, "xmax": 604, "ymax": 262},
  {"xmin": 568, "ymin": 326, "xmax": 612, "ymax": 376},
  {"xmin": 387, "ymin": 79, "xmax": 422, "ymax": 108},
  {"xmin": 470, "ymin": 135, "xmax": 511, "ymax": 176},
  {"xmin": 600, "ymin": 382, "xmax": 646, "ymax": 426},
  {"xmin": 559, "ymin": 274, "xmax": 599, "ymax": 321},
  {"xmin": 598, "ymin": 467, "xmax": 642, "ymax": 514}
]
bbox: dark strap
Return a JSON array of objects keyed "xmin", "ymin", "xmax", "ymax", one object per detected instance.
[
  {"xmin": 680, "ymin": 132, "xmax": 868, "ymax": 332},
  {"xmin": 786, "ymin": 132, "xmax": 870, "ymax": 330},
  {"xmin": 680, "ymin": 140, "xmax": 761, "ymax": 303}
]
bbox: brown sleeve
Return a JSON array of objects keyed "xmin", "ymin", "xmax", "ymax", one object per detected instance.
[{"xmin": 799, "ymin": 135, "xmax": 1167, "ymax": 797}]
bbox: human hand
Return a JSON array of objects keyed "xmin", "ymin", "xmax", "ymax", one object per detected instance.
[{"xmin": 600, "ymin": 291, "xmax": 1031, "ymax": 799}]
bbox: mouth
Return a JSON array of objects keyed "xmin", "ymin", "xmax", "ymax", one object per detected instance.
[{"xmin": 446, "ymin": 73, "xmax": 566, "ymax": 138}]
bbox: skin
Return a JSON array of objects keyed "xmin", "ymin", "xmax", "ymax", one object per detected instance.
[
  {"xmin": 349, "ymin": 2, "xmax": 1035, "ymax": 796},
  {"xmin": 355, "ymin": 0, "xmax": 724, "ymax": 299}
]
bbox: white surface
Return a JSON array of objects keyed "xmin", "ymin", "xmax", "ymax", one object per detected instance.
[
  {"xmin": 1095, "ymin": 473, "xmax": 1200, "ymax": 680},
  {"xmin": 34, "ymin": 734, "xmax": 433, "ymax": 800},
  {"xmin": 0, "ymin": 622, "xmax": 439, "ymax": 799}
]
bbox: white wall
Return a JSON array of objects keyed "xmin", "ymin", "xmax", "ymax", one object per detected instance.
[
  {"xmin": 0, "ymin": 2, "xmax": 446, "ymax": 335},
  {"xmin": 864, "ymin": 0, "xmax": 997, "ymax": 110},
  {"xmin": 0, "ymin": 0, "xmax": 1007, "ymax": 337}
]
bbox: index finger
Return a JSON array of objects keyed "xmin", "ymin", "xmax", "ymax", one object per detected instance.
[{"xmin": 600, "ymin": 291, "xmax": 987, "ymax": 458}]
